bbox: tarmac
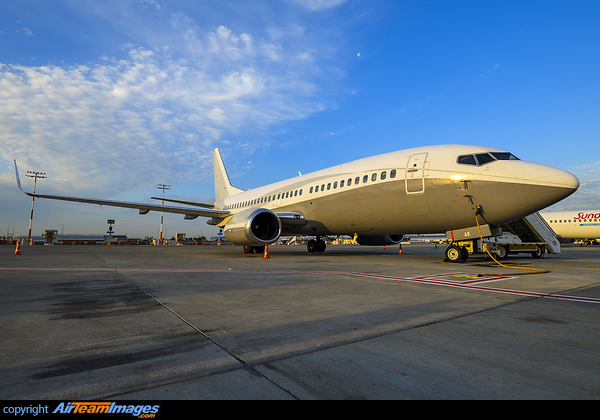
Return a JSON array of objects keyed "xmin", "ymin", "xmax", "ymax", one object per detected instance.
[{"xmin": 1, "ymin": 242, "xmax": 599, "ymax": 400}]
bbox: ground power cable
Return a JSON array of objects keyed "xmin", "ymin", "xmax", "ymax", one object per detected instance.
[{"xmin": 475, "ymin": 214, "xmax": 548, "ymax": 276}]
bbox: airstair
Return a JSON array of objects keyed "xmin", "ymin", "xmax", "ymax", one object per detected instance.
[
  {"xmin": 501, "ymin": 211, "xmax": 561, "ymax": 254},
  {"xmin": 445, "ymin": 211, "xmax": 560, "ymax": 262}
]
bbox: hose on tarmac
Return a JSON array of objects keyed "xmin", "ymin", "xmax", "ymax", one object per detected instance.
[{"xmin": 475, "ymin": 214, "xmax": 548, "ymax": 276}]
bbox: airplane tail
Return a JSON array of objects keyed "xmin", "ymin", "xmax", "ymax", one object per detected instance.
[{"xmin": 213, "ymin": 148, "xmax": 244, "ymax": 202}]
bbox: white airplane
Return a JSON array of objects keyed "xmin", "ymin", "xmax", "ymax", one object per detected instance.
[
  {"xmin": 540, "ymin": 210, "xmax": 600, "ymax": 244},
  {"xmin": 15, "ymin": 144, "xmax": 579, "ymax": 261}
]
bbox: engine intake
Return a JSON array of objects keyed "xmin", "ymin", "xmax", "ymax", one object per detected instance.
[
  {"xmin": 224, "ymin": 208, "xmax": 281, "ymax": 246},
  {"xmin": 355, "ymin": 234, "xmax": 405, "ymax": 246}
]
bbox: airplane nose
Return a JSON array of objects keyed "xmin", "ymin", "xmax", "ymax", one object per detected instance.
[
  {"xmin": 522, "ymin": 162, "xmax": 579, "ymax": 209},
  {"xmin": 523, "ymin": 163, "xmax": 579, "ymax": 190}
]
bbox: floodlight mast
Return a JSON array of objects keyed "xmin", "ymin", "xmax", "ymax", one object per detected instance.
[
  {"xmin": 156, "ymin": 183, "xmax": 171, "ymax": 245},
  {"xmin": 25, "ymin": 170, "xmax": 47, "ymax": 245}
]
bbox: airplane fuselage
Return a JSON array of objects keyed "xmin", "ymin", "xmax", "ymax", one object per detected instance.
[
  {"xmin": 541, "ymin": 210, "xmax": 600, "ymax": 243},
  {"xmin": 216, "ymin": 145, "xmax": 579, "ymax": 238}
]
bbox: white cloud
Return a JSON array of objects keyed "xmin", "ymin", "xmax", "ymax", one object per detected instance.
[
  {"xmin": 547, "ymin": 161, "xmax": 600, "ymax": 211},
  {"xmin": 290, "ymin": 0, "xmax": 348, "ymax": 11},
  {"xmin": 17, "ymin": 27, "xmax": 34, "ymax": 36},
  {"xmin": 0, "ymin": 22, "xmax": 330, "ymax": 197}
]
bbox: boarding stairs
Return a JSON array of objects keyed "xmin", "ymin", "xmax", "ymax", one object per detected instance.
[{"xmin": 501, "ymin": 212, "xmax": 561, "ymax": 254}]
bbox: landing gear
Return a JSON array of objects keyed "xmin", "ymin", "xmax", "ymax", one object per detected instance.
[
  {"xmin": 244, "ymin": 246, "xmax": 265, "ymax": 254},
  {"xmin": 445, "ymin": 244, "xmax": 468, "ymax": 263},
  {"xmin": 307, "ymin": 238, "xmax": 326, "ymax": 253}
]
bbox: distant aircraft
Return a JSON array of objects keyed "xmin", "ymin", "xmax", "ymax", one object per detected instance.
[
  {"xmin": 540, "ymin": 210, "xmax": 600, "ymax": 245},
  {"xmin": 15, "ymin": 144, "xmax": 578, "ymax": 261}
]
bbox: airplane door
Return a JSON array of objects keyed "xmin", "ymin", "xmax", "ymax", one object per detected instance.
[{"xmin": 406, "ymin": 153, "xmax": 428, "ymax": 194}]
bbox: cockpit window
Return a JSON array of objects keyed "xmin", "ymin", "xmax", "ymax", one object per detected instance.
[
  {"xmin": 458, "ymin": 151, "xmax": 520, "ymax": 166},
  {"xmin": 490, "ymin": 152, "xmax": 519, "ymax": 161},
  {"xmin": 457, "ymin": 155, "xmax": 477, "ymax": 165},
  {"xmin": 475, "ymin": 153, "xmax": 495, "ymax": 165}
]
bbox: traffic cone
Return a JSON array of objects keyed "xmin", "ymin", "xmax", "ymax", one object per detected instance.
[
  {"xmin": 14, "ymin": 240, "xmax": 21, "ymax": 256},
  {"xmin": 398, "ymin": 244, "xmax": 403, "ymax": 255},
  {"xmin": 263, "ymin": 243, "xmax": 270, "ymax": 259}
]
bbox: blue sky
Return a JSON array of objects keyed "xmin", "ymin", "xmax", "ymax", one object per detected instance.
[{"xmin": 1, "ymin": 0, "xmax": 599, "ymax": 238}]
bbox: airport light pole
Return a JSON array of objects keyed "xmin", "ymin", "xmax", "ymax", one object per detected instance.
[
  {"xmin": 156, "ymin": 183, "xmax": 171, "ymax": 245},
  {"xmin": 26, "ymin": 170, "xmax": 46, "ymax": 245}
]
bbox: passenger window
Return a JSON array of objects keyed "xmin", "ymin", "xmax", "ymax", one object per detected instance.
[
  {"xmin": 475, "ymin": 153, "xmax": 495, "ymax": 165},
  {"xmin": 363, "ymin": 175, "xmax": 368, "ymax": 183},
  {"xmin": 348, "ymin": 178, "xmax": 352, "ymax": 186},
  {"xmin": 340, "ymin": 180, "xmax": 345, "ymax": 188},
  {"xmin": 381, "ymin": 171, "xmax": 386, "ymax": 180},
  {"xmin": 294, "ymin": 190, "xmax": 298, "ymax": 196},
  {"xmin": 321, "ymin": 184, "xmax": 325, "ymax": 191},
  {"xmin": 299, "ymin": 189, "xmax": 302, "ymax": 195},
  {"xmin": 372, "ymin": 173, "xmax": 377, "ymax": 181},
  {"xmin": 310, "ymin": 187, "xmax": 313, "ymax": 193},
  {"xmin": 355, "ymin": 177, "xmax": 360, "ymax": 184},
  {"xmin": 333, "ymin": 181, "xmax": 337, "ymax": 189},
  {"xmin": 390, "ymin": 170, "xmax": 396, "ymax": 178},
  {"xmin": 327, "ymin": 183, "xmax": 331, "ymax": 190},
  {"xmin": 458, "ymin": 155, "xmax": 477, "ymax": 165}
]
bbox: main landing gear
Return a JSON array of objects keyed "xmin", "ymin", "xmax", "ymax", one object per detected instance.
[
  {"xmin": 307, "ymin": 237, "xmax": 327, "ymax": 253},
  {"xmin": 244, "ymin": 245, "xmax": 265, "ymax": 254}
]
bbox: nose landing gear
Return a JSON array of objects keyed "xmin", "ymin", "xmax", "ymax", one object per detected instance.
[{"xmin": 445, "ymin": 244, "xmax": 468, "ymax": 263}]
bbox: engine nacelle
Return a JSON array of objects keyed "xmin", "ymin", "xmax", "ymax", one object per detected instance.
[
  {"xmin": 355, "ymin": 234, "xmax": 405, "ymax": 246},
  {"xmin": 223, "ymin": 208, "xmax": 281, "ymax": 246}
]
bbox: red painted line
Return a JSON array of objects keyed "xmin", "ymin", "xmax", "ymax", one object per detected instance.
[
  {"xmin": 347, "ymin": 272, "xmax": 600, "ymax": 304},
  {"xmin": 2, "ymin": 267, "xmax": 599, "ymax": 304}
]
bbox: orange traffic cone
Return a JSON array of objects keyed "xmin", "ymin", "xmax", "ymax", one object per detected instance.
[
  {"xmin": 263, "ymin": 243, "xmax": 270, "ymax": 259},
  {"xmin": 398, "ymin": 244, "xmax": 403, "ymax": 255},
  {"xmin": 14, "ymin": 240, "xmax": 21, "ymax": 256}
]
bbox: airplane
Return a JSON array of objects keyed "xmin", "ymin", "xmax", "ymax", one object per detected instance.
[
  {"xmin": 15, "ymin": 144, "xmax": 579, "ymax": 261},
  {"xmin": 540, "ymin": 210, "xmax": 600, "ymax": 245}
]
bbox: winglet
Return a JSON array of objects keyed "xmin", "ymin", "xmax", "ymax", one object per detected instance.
[{"xmin": 14, "ymin": 160, "xmax": 28, "ymax": 195}]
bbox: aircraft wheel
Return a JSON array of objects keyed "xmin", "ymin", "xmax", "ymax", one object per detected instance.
[
  {"xmin": 316, "ymin": 239, "xmax": 326, "ymax": 253},
  {"xmin": 495, "ymin": 245, "xmax": 508, "ymax": 260},
  {"xmin": 531, "ymin": 245, "xmax": 544, "ymax": 259},
  {"xmin": 445, "ymin": 244, "xmax": 466, "ymax": 263},
  {"xmin": 307, "ymin": 239, "xmax": 318, "ymax": 253}
]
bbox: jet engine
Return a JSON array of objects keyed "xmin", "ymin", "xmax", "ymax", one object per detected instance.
[
  {"xmin": 355, "ymin": 234, "xmax": 405, "ymax": 246},
  {"xmin": 223, "ymin": 208, "xmax": 281, "ymax": 246}
]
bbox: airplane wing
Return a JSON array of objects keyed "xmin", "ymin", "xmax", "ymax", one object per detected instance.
[
  {"xmin": 14, "ymin": 160, "xmax": 230, "ymax": 219},
  {"xmin": 149, "ymin": 196, "xmax": 215, "ymax": 209}
]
